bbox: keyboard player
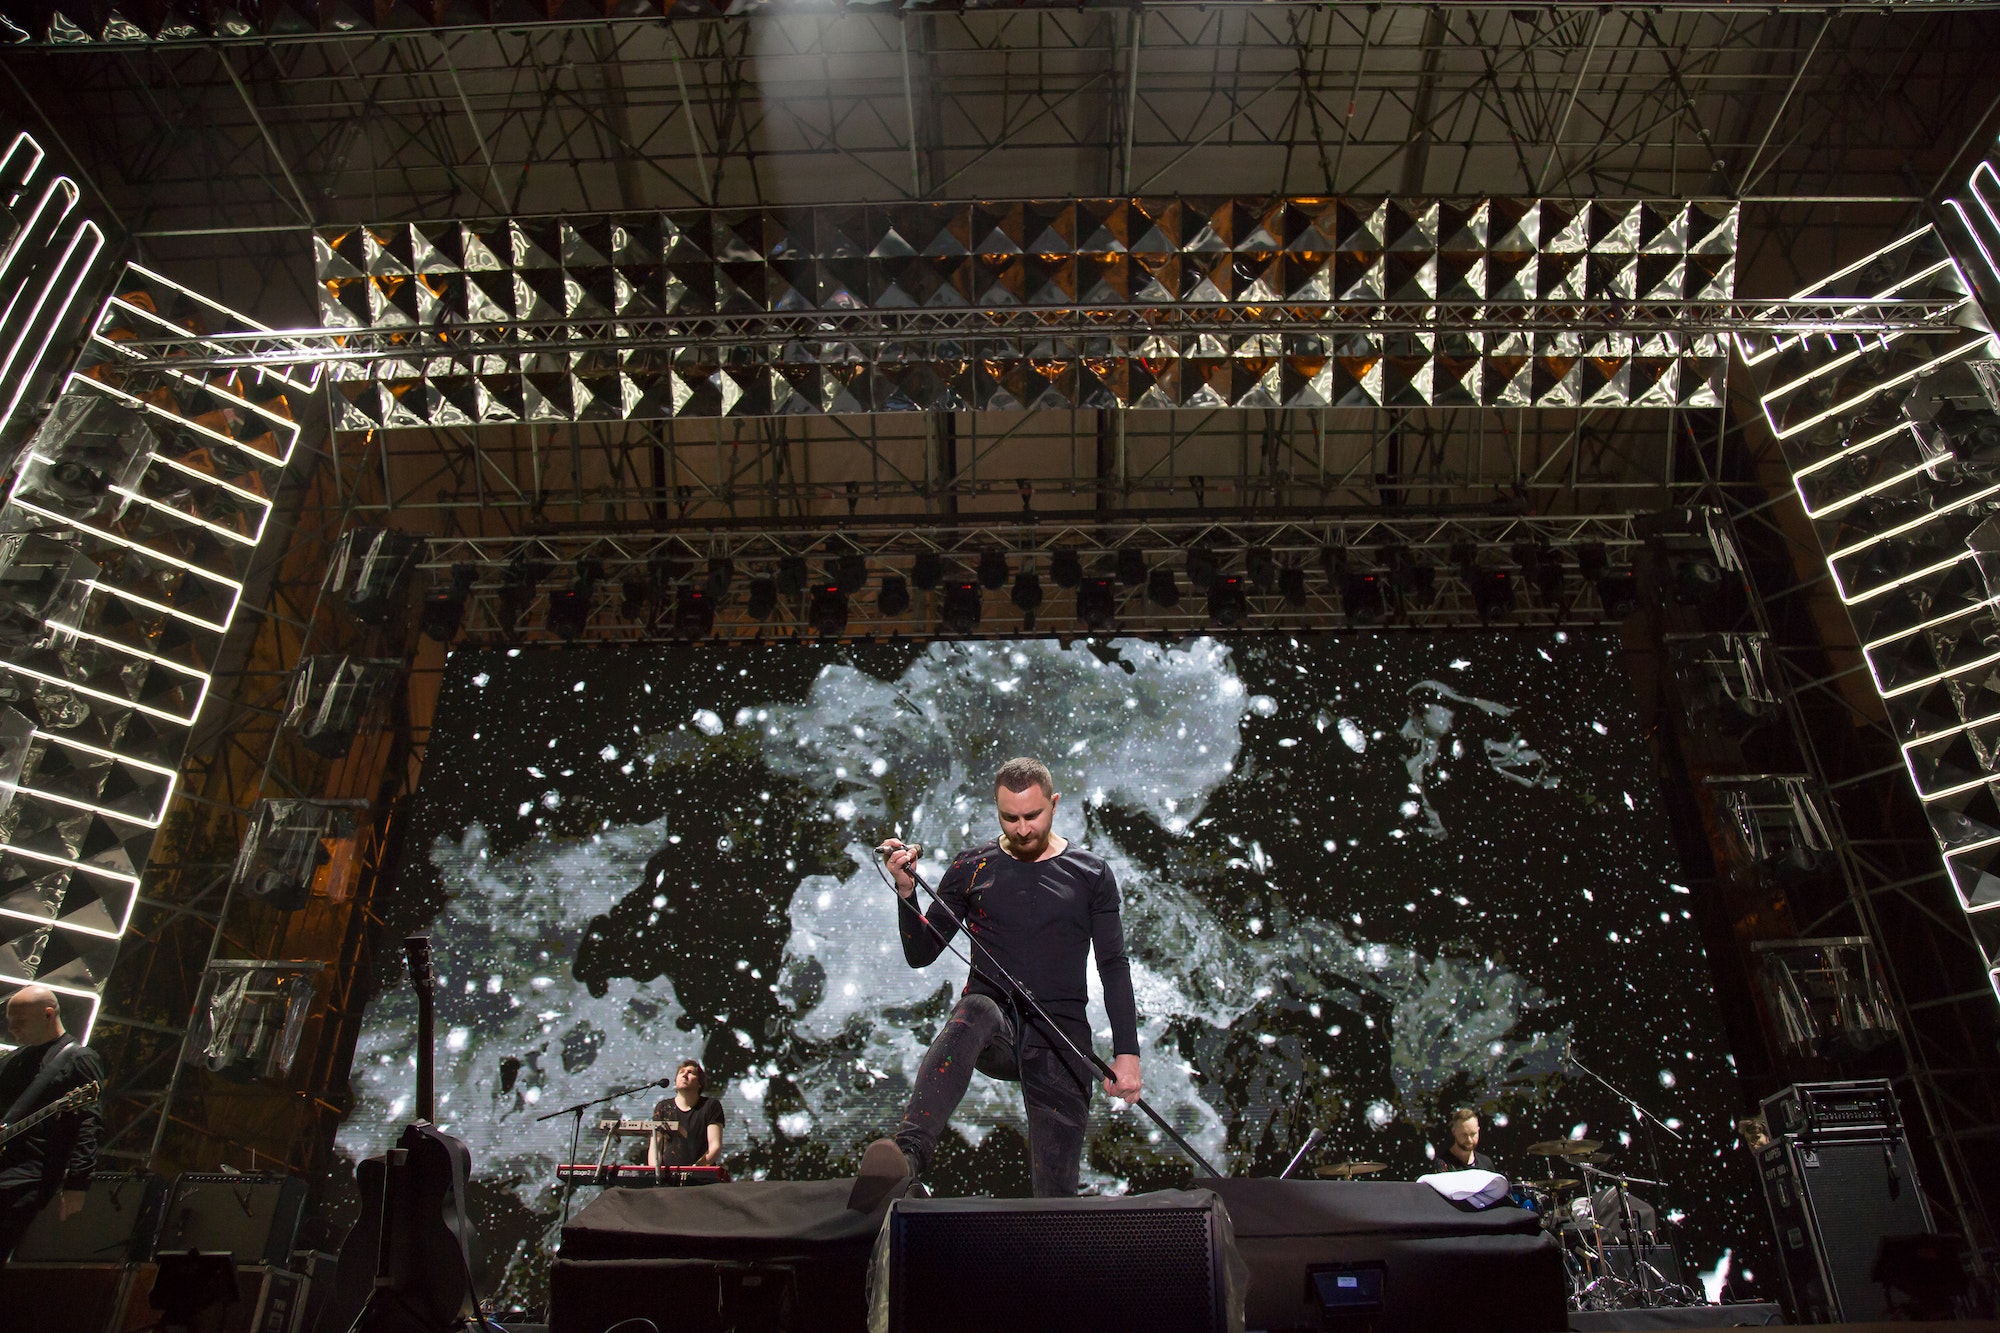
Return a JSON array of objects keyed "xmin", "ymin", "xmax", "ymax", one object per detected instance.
[{"xmin": 648, "ymin": 1058, "xmax": 723, "ymax": 1169}]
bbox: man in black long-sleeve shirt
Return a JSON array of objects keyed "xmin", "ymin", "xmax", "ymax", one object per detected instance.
[
  {"xmin": 0, "ymin": 985, "xmax": 104, "ymax": 1267},
  {"xmin": 852, "ymin": 757, "xmax": 1141, "ymax": 1206}
]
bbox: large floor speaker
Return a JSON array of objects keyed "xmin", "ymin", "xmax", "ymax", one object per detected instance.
[
  {"xmin": 880, "ymin": 1190, "xmax": 1242, "ymax": 1333},
  {"xmin": 1757, "ymin": 1132, "xmax": 1932, "ymax": 1322}
]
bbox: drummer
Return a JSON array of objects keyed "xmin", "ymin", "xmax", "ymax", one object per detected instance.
[{"xmin": 1436, "ymin": 1108, "xmax": 1497, "ymax": 1172}]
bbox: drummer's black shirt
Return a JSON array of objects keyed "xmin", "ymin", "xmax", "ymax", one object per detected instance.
[
  {"xmin": 898, "ymin": 839, "xmax": 1139, "ymax": 1059},
  {"xmin": 1436, "ymin": 1144, "xmax": 1497, "ymax": 1173}
]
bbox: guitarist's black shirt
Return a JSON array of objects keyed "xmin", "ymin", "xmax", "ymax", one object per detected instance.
[{"xmin": 0, "ymin": 1033, "xmax": 104, "ymax": 1194}]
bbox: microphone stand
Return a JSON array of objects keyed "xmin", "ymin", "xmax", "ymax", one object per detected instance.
[
  {"xmin": 1280, "ymin": 1127, "xmax": 1325, "ymax": 1180},
  {"xmin": 1566, "ymin": 1046, "xmax": 1682, "ymax": 1308},
  {"xmin": 538, "ymin": 1078, "xmax": 669, "ymax": 1231},
  {"xmin": 887, "ymin": 854, "xmax": 1225, "ymax": 1180}
]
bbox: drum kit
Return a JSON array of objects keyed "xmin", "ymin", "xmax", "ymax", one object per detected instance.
[{"xmin": 1511, "ymin": 1138, "xmax": 1703, "ymax": 1311}]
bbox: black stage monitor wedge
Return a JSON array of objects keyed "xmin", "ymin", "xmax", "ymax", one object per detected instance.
[
  {"xmin": 1205, "ymin": 1178, "xmax": 1567, "ymax": 1333},
  {"xmin": 9, "ymin": 1169, "xmax": 165, "ymax": 1263},
  {"xmin": 880, "ymin": 1190, "xmax": 1244, "ymax": 1333},
  {"xmin": 156, "ymin": 1172, "xmax": 308, "ymax": 1268},
  {"xmin": 1757, "ymin": 1080, "xmax": 1934, "ymax": 1323}
]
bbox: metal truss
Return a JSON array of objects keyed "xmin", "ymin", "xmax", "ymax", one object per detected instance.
[
  {"xmin": 5, "ymin": 4, "xmax": 1998, "ymax": 327},
  {"xmin": 414, "ymin": 509, "xmax": 1645, "ymax": 640},
  {"xmin": 14, "ymin": 0, "xmax": 2000, "ymax": 49}
]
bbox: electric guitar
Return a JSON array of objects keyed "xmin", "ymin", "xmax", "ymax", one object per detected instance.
[
  {"xmin": 0, "ymin": 1079, "xmax": 101, "ymax": 1148},
  {"xmin": 325, "ymin": 937, "xmax": 485, "ymax": 1333}
]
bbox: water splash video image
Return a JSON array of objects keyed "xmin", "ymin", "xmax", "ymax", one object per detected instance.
[{"xmin": 337, "ymin": 633, "xmax": 1765, "ymax": 1306}]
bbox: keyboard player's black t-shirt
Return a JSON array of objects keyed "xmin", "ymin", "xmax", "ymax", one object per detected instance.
[{"xmin": 649, "ymin": 1095, "xmax": 723, "ymax": 1167}]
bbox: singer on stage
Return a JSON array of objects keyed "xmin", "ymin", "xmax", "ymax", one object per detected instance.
[{"xmin": 853, "ymin": 757, "xmax": 1141, "ymax": 1205}]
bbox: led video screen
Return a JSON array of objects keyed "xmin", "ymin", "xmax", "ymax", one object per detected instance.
[{"xmin": 336, "ymin": 633, "xmax": 1764, "ymax": 1306}]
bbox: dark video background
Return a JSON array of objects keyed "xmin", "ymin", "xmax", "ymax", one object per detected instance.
[{"xmin": 336, "ymin": 632, "xmax": 1767, "ymax": 1309}]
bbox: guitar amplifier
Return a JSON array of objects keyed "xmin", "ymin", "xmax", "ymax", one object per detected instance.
[
  {"xmin": 155, "ymin": 1172, "xmax": 307, "ymax": 1267},
  {"xmin": 1761, "ymin": 1079, "xmax": 1901, "ymax": 1144},
  {"xmin": 10, "ymin": 1170, "xmax": 166, "ymax": 1262}
]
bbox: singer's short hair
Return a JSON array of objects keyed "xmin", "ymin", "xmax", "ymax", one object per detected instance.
[
  {"xmin": 677, "ymin": 1058, "xmax": 705, "ymax": 1093},
  {"xmin": 995, "ymin": 757, "xmax": 1055, "ymax": 797},
  {"xmin": 1448, "ymin": 1107, "xmax": 1479, "ymax": 1131}
]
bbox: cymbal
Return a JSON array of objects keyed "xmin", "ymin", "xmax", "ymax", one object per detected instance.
[
  {"xmin": 1581, "ymin": 1153, "xmax": 1613, "ymax": 1164},
  {"xmin": 1524, "ymin": 1139, "xmax": 1602, "ymax": 1156},
  {"xmin": 1514, "ymin": 1176, "xmax": 1579, "ymax": 1190},
  {"xmin": 1313, "ymin": 1161, "xmax": 1387, "ymax": 1178}
]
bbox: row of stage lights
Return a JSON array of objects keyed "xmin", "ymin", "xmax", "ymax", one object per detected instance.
[{"xmin": 417, "ymin": 540, "xmax": 1649, "ymax": 642}]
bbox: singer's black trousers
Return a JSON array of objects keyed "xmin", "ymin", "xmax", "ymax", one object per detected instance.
[{"xmin": 893, "ymin": 992, "xmax": 1093, "ymax": 1198}]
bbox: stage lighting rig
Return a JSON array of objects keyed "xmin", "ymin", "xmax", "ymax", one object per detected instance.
[
  {"xmin": 705, "ymin": 557, "xmax": 735, "ymax": 601},
  {"xmin": 1011, "ymin": 567, "xmax": 1043, "ymax": 621},
  {"xmin": 1470, "ymin": 567, "xmax": 1517, "ymax": 623},
  {"xmin": 284, "ymin": 656, "xmax": 400, "ymax": 759},
  {"xmin": 1050, "ymin": 547, "xmax": 1082, "ymax": 589},
  {"xmin": 1116, "ymin": 548, "xmax": 1147, "ymax": 588},
  {"xmin": 912, "ymin": 550, "xmax": 943, "ymax": 591},
  {"xmin": 497, "ymin": 557, "xmax": 548, "ymax": 642},
  {"xmin": 1245, "ymin": 546, "xmax": 1277, "ymax": 593},
  {"xmin": 809, "ymin": 582, "xmax": 848, "ymax": 637},
  {"xmin": 977, "ymin": 549, "xmax": 1009, "ymax": 591},
  {"xmin": 940, "ymin": 580, "xmax": 981, "ymax": 635},
  {"xmin": 1341, "ymin": 570, "xmax": 1386, "ymax": 626},
  {"xmin": 546, "ymin": 557, "xmax": 603, "ymax": 641},
  {"xmin": 1277, "ymin": 565, "xmax": 1307, "ymax": 609},
  {"xmin": 834, "ymin": 552, "xmax": 868, "ymax": 595},
  {"xmin": 1713, "ymin": 774, "xmax": 1835, "ymax": 887},
  {"xmin": 675, "ymin": 584, "xmax": 715, "ymax": 637},
  {"xmin": 1931, "ymin": 400, "xmax": 2000, "ymax": 465},
  {"xmin": 1077, "ymin": 577, "xmax": 1116, "ymax": 631},
  {"xmin": 1184, "ymin": 544, "xmax": 1219, "ymax": 591},
  {"xmin": 619, "ymin": 574, "xmax": 650, "ymax": 623},
  {"xmin": 1515, "ymin": 540, "xmax": 1564, "ymax": 605},
  {"xmin": 1146, "ymin": 567, "xmax": 1180, "ymax": 609},
  {"xmin": 419, "ymin": 564, "xmax": 476, "ymax": 644},
  {"xmin": 1385, "ymin": 545, "xmax": 1434, "ymax": 600},
  {"xmin": 1206, "ymin": 575, "xmax": 1247, "ymax": 627},
  {"xmin": 326, "ymin": 528, "xmax": 419, "ymax": 626},
  {"xmin": 877, "ymin": 574, "xmax": 910, "ymax": 617},
  {"xmin": 0, "ymin": 531, "xmax": 93, "ymax": 651},
  {"xmin": 232, "ymin": 798, "xmax": 357, "ymax": 913},
  {"xmin": 746, "ymin": 576, "xmax": 777, "ymax": 621},
  {"xmin": 13, "ymin": 396, "xmax": 153, "ymax": 525},
  {"xmin": 776, "ymin": 554, "xmax": 808, "ymax": 598}
]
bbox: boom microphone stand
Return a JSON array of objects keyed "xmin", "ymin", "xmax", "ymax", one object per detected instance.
[
  {"xmin": 877, "ymin": 846, "xmax": 1224, "ymax": 1180},
  {"xmin": 537, "ymin": 1077, "xmax": 673, "ymax": 1229},
  {"xmin": 1565, "ymin": 1044, "xmax": 1685, "ymax": 1308}
]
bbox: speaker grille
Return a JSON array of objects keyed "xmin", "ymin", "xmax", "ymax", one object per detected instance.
[{"xmin": 893, "ymin": 1205, "xmax": 1217, "ymax": 1332}]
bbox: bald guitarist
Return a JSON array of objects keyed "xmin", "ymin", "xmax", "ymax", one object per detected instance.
[{"xmin": 0, "ymin": 986, "xmax": 103, "ymax": 1268}]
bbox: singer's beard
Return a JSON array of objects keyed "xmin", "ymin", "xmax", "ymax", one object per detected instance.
[{"xmin": 1002, "ymin": 830, "xmax": 1047, "ymax": 859}]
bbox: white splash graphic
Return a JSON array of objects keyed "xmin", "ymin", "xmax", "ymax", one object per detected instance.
[{"xmin": 339, "ymin": 639, "xmax": 1568, "ymax": 1302}]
